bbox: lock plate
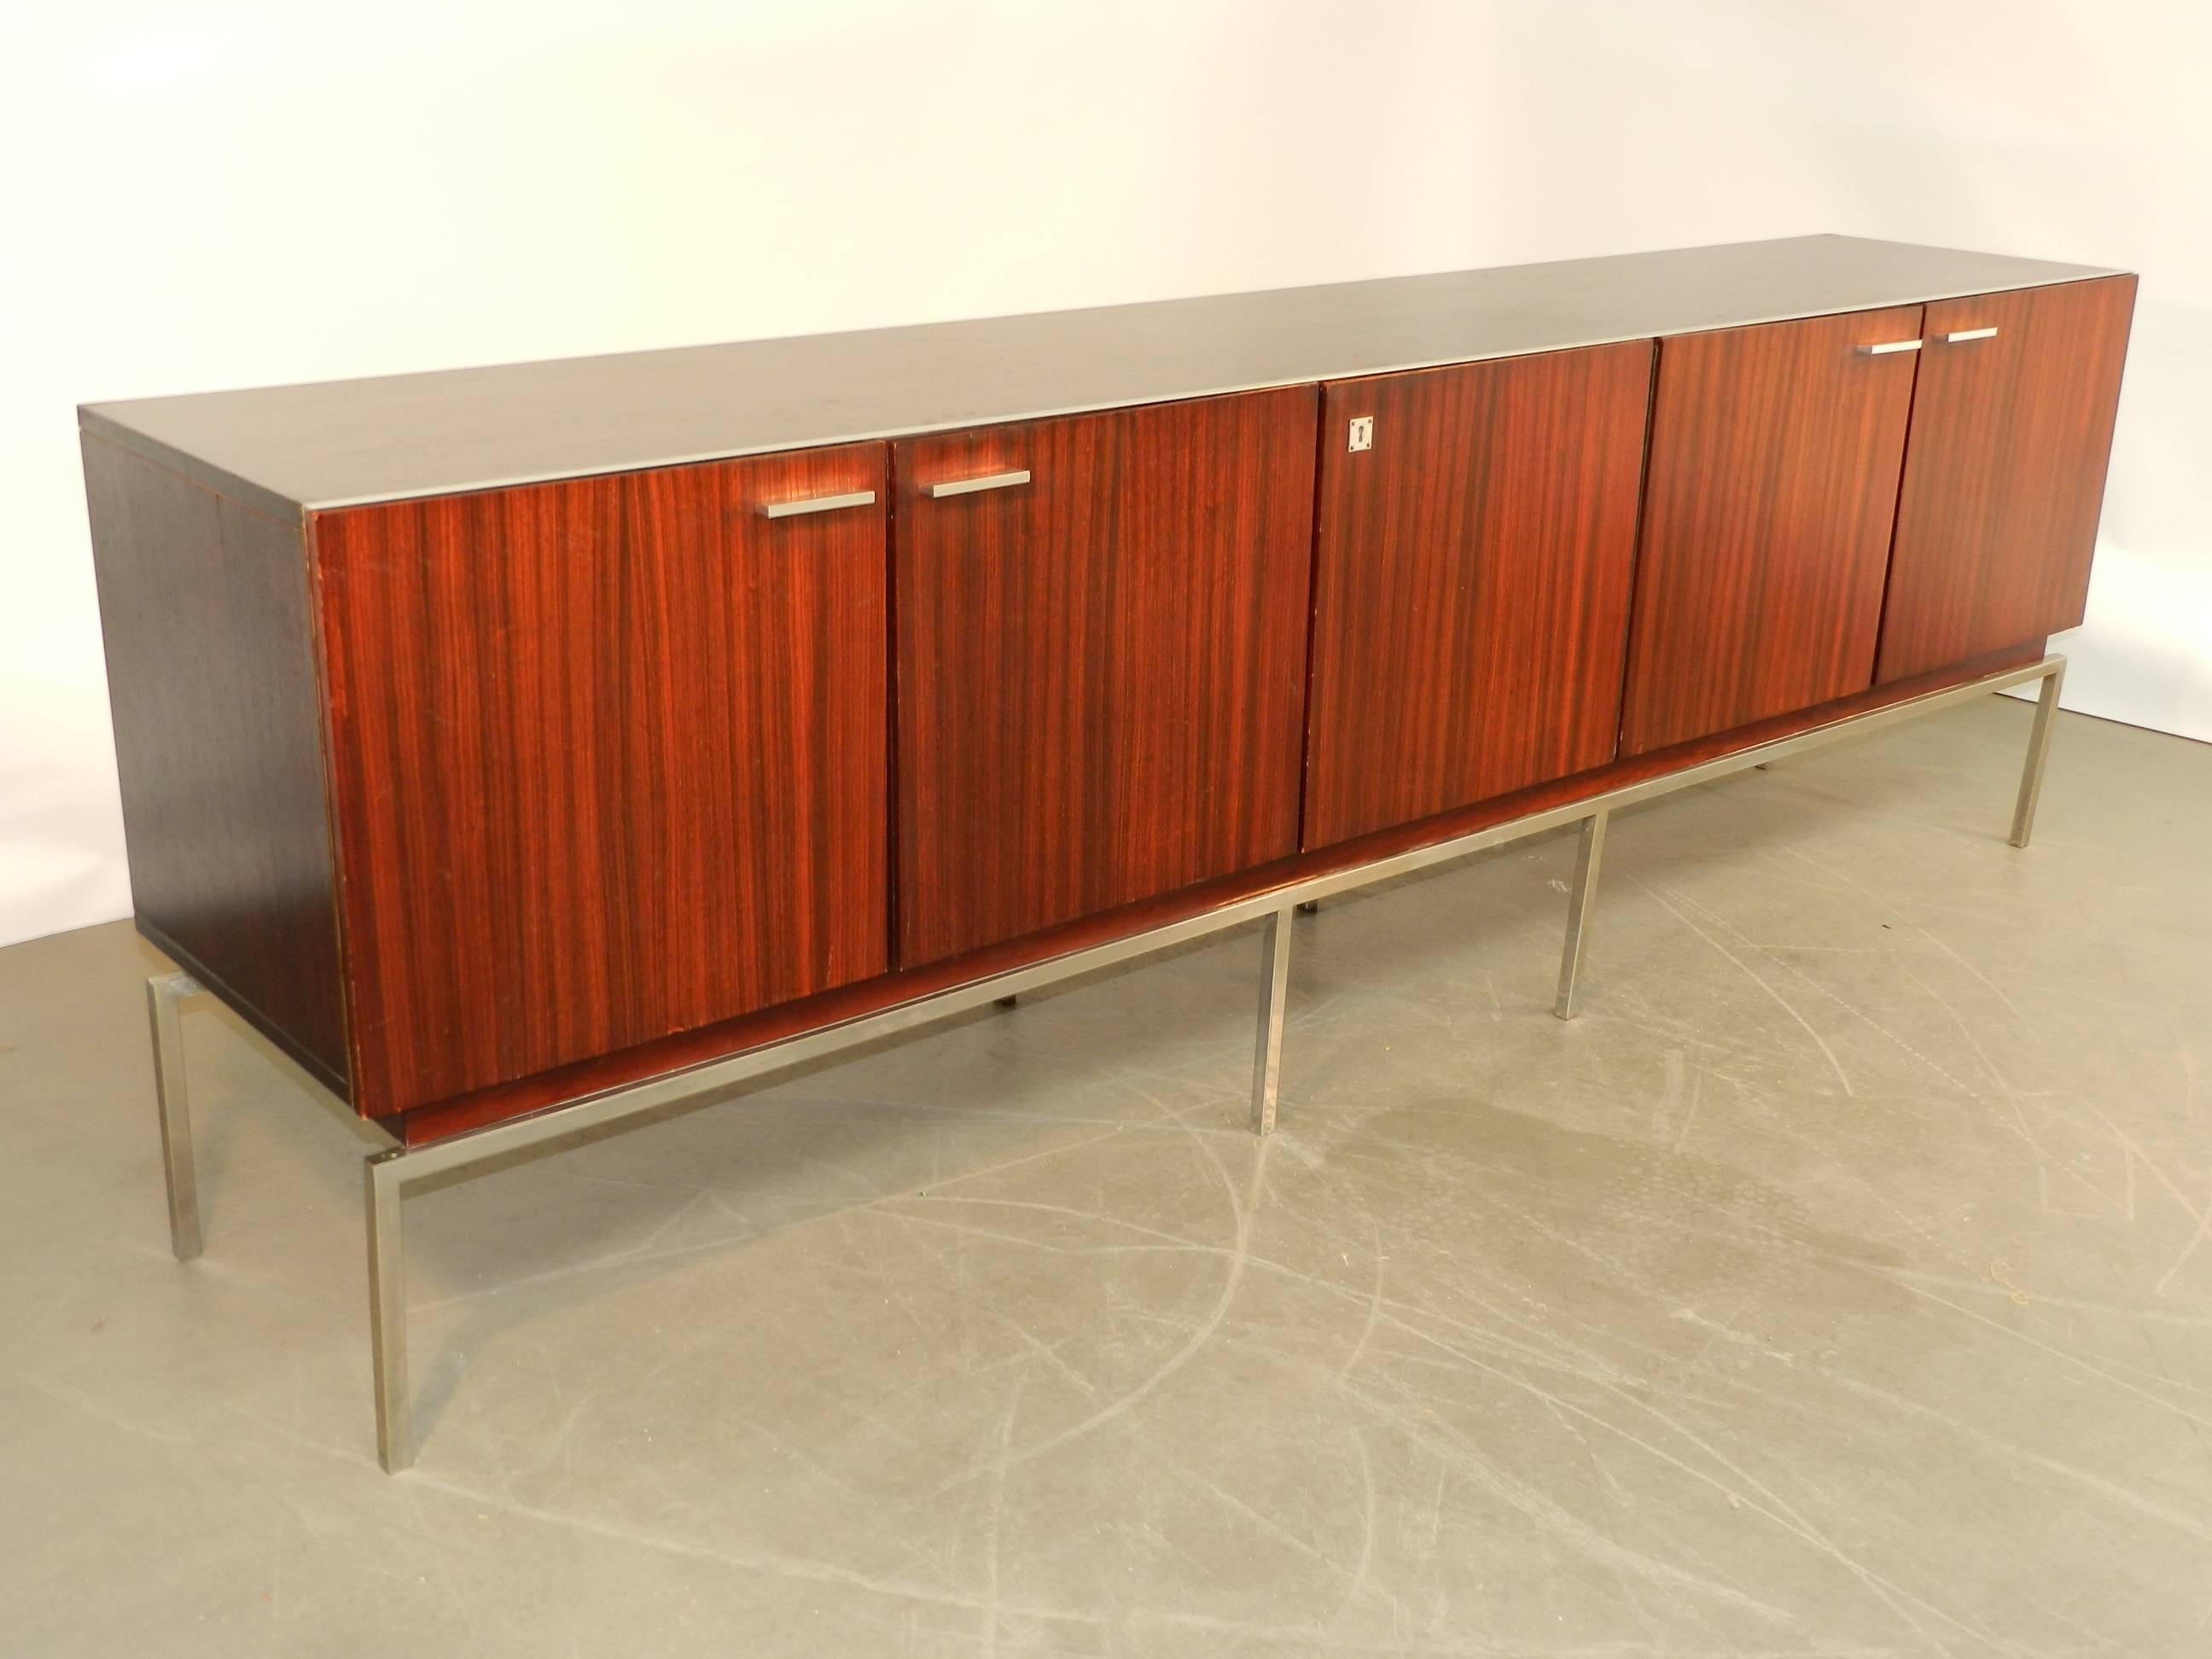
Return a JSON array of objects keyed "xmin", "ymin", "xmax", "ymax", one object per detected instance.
[{"xmin": 1348, "ymin": 416, "xmax": 1373, "ymax": 453}]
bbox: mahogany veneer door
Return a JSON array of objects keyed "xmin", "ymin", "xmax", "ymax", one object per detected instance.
[
  {"xmin": 1618, "ymin": 306, "xmax": 1924, "ymax": 756},
  {"xmin": 314, "ymin": 445, "xmax": 891, "ymax": 1117},
  {"xmin": 1302, "ymin": 341, "xmax": 1654, "ymax": 850},
  {"xmin": 894, "ymin": 387, "xmax": 1318, "ymax": 967},
  {"xmin": 1876, "ymin": 276, "xmax": 2136, "ymax": 683}
]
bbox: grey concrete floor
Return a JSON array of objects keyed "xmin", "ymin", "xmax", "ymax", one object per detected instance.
[{"xmin": 4, "ymin": 696, "xmax": 2211, "ymax": 1656}]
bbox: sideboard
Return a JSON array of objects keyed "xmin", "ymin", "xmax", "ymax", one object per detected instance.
[{"xmin": 82, "ymin": 235, "xmax": 2135, "ymax": 1468}]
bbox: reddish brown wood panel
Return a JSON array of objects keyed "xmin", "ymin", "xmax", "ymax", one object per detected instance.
[
  {"xmin": 1302, "ymin": 341, "xmax": 1654, "ymax": 850},
  {"xmin": 397, "ymin": 637, "xmax": 2046, "ymax": 1146},
  {"xmin": 1618, "ymin": 306, "xmax": 1924, "ymax": 756},
  {"xmin": 1877, "ymin": 276, "xmax": 2136, "ymax": 684},
  {"xmin": 314, "ymin": 446, "xmax": 891, "ymax": 1117},
  {"xmin": 891, "ymin": 387, "xmax": 1318, "ymax": 966},
  {"xmin": 80, "ymin": 436, "xmax": 351, "ymax": 1093}
]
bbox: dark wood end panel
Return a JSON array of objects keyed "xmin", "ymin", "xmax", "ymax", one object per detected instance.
[
  {"xmin": 1619, "ymin": 306, "xmax": 1924, "ymax": 756},
  {"xmin": 1877, "ymin": 276, "xmax": 2137, "ymax": 683},
  {"xmin": 1303, "ymin": 341, "xmax": 1654, "ymax": 849},
  {"xmin": 80, "ymin": 435, "xmax": 350, "ymax": 1093},
  {"xmin": 313, "ymin": 446, "xmax": 892, "ymax": 1117},
  {"xmin": 892, "ymin": 387, "xmax": 1318, "ymax": 967}
]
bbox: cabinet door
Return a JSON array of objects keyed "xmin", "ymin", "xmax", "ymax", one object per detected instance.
[
  {"xmin": 315, "ymin": 445, "xmax": 890, "ymax": 1116},
  {"xmin": 1302, "ymin": 342, "xmax": 1653, "ymax": 849},
  {"xmin": 894, "ymin": 387, "xmax": 1317, "ymax": 966},
  {"xmin": 1876, "ymin": 276, "xmax": 2136, "ymax": 684},
  {"xmin": 1618, "ymin": 306, "xmax": 1923, "ymax": 756}
]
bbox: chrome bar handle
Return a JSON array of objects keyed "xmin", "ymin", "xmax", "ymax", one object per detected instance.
[
  {"xmin": 1944, "ymin": 327, "xmax": 2000, "ymax": 343},
  {"xmin": 1859, "ymin": 339, "xmax": 1924, "ymax": 356},
  {"xmin": 757, "ymin": 489, "xmax": 877, "ymax": 520},
  {"xmin": 927, "ymin": 469, "xmax": 1031, "ymax": 499}
]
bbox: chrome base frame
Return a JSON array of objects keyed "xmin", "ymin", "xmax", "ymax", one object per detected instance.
[
  {"xmin": 148, "ymin": 653, "xmax": 2067, "ymax": 1471},
  {"xmin": 2010, "ymin": 661, "xmax": 2066, "ymax": 847},
  {"xmin": 146, "ymin": 971, "xmax": 205, "ymax": 1261},
  {"xmin": 1553, "ymin": 809, "xmax": 1610, "ymax": 1021}
]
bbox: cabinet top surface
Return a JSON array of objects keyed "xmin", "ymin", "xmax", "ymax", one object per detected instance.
[{"xmin": 81, "ymin": 235, "xmax": 2123, "ymax": 519}]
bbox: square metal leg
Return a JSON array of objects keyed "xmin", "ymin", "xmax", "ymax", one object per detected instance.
[
  {"xmin": 2009, "ymin": 662, "xmax": 2066, "ymax": 849},
  {"xmin": 1250, "ymin": 906, "xmax": 1295, "ymax": 1135},
  {"xmin": 146, "ymin": 971, "xmax": 204, "ymax": 1261},
  {"xmin": 1554, "ymin": 810, "xmax": 1610, "ymax": 1022},
  {"xmin": 366, "ymin": 1150, "xmax": 411, "ymax": 1472}
]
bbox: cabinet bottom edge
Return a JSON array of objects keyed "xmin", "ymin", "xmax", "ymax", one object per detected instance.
[
  {"xmin": 137, "ymin": 916, "xmax": 353, "ymax": 1102},
  {"xmin": 385, "ymin": 637, "xmax": 2044, "ymax": 1146}
]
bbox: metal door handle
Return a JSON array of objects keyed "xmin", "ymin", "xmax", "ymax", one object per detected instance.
[
  {"xmin": 1859, "ymin": 340, "xmax": 1924, "ymax": 356},
  {"xmin": 1943, "ymin": 327, "xmax": 2000, "ymax": 343},
  {"xmin": 757, "ymin": 489, "xmax": 877, "ymax": 520},
  {"xmin": 927, "ymin": 469, "xmax": 1031, "ymax": 499}
]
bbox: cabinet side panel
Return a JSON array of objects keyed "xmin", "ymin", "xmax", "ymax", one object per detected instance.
[
  {"xmin": 80, "ymin": 434, "xmax": 350, "ymax": 1092},
  {"xmin": 1875, "ymin": 276, "xmax": 2137, "ymax": 683},
  {"xmin": 1303, "ymin": 341, "xmax": 1654, "ymax": 849}
]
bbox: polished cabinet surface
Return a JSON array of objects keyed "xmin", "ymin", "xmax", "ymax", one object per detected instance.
[
  {"xmin": 79, "ymin": 237, "xmax": 2134, "ymax": 1132},
  {"xmin": 314, "ymin": 445, "xmax": 892, "ymax": 1114},
  {"xmin": 81, "ymin": 236, "xmax": 2116, "ymax": 521},
  {"xmin": 1877, "ymin": 276, "xmax": 2137, "ymax": 683},
  {"xmin": 893, "ymin": 388, "xmax": 1316, "ymax": 965},
  {"xmin": 1619, "ymin": 306, "xmax": 1924, "ymax": 756},
  {"xmin": 1303, "ymin": 342, "xmax": 1654, "ymax": 848}
]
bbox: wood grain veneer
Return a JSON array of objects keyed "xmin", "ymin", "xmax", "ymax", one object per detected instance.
[
  {"xmin": 1877, "ymin": 276, "xmax": 2137, "ymax": 683},
  {"xmin": 1302, "ymin": 341, "xmax": 1655, "ymax": 849},
  {"xmin": 1618, "ymin": 306, "xmax": 1924, "ymax": 756},
  {"xmin": 393, "ymin": 638, "xmax": 2045, "ymax": 1146},
  {"xmin": 75, "ymin": 236, "xmax": 2135, "ymax": 1146},
  {"xmin": 81, "ymin": 435, "xmax": 350, "ymax": 1092},
  {"xmin": 891, "ymin": 387, "xmax": 1318, "ymax": 965},
  {"xmin": 313, "ymin": 446, "xmax": 891, "ymax": 1116}
]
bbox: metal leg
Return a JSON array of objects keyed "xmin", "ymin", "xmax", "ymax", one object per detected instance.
[
  {"xmin": 366, "ymin": 1151, "xmax": 411, "ymax": 1472},
  {"xmin": 1250, "ymin": 906, "xmax": 1295, "ymax": 1135},
  {"xmin": 2009, "ymin": 662, "xmax": 2066, "ymax": 849},
  {"xmin": 146, "ymin": 972, "xmax": 203, "ymax": 1260},
  {"xmin": 1554, "ymin": 810, "xmax": 1610, "ymax": 1022}
]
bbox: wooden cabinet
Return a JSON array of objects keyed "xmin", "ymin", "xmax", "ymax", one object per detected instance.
[
  {"xmin": 1877, "ymin": 276, "xmax": 2137, "ymax": 683},
  {"xmin": 892, "ymin": 388, "xmax": 1317, "ymax": 965},
  {"xmin": 1618, "ymin": 306, "xmax": 1924, "ymax": 756},
  {"xmin": 79, "ymin": 236, "xmax": 2135, "ymax": 1132},
  {"xmin": 313, "ymin": 445, "xmax": 892, "ymax": 1115},
  {"xmin": 84, "ymin": 238, "xmax": 2151, "ymax": 1475},
  {"xmin": 1302, "ymin": 342, "xmax": 1653, "ymax": 848}
]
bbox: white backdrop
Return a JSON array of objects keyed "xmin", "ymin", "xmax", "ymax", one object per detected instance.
[{"xmin": 3, "ymin": 0, "xmax": 2205, "ymax": 949}]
